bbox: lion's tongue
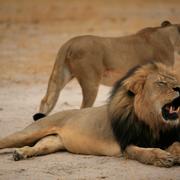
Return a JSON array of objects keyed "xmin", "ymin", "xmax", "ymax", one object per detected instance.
[{"xmin": 169, "ymin": 106, "xmax": 180, "ymax": 114}]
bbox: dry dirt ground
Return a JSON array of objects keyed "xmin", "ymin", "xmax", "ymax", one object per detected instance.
[{"xmin": 0, "ymin": 0, "xmax": 180, "ymax": 179}]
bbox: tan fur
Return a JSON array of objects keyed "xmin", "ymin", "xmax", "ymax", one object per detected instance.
[
  {"xmin": 0, "ymin": 62, "xmax": 180, "ymax": 167},
  {"xmin": 37, "ymin": 21, "xmax": 180, "ymax": 115},
  {"xmin": 109, "ymin": 63, "xmax": 179, "ymax": 132}
]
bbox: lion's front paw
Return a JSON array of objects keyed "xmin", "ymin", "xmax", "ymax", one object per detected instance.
[
  {"xmin": 152, "ymin": 149, "xmax": 175, "ymax": 167},
  {"xmin": 166, "ymin": 142, "xmax": 180, "ymax": 164},
  {"xmin": 13, "ymin": 149, "xmax": 27, "ymax": 161},
  {"xmin": 174, "ymin": 156, "xmax": 180, "ymax": 164}
]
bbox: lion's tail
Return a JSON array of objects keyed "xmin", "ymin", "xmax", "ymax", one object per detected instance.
[
  {"xmin": 0, "ymin": 117, "xmax": 58, "ymax": 149},
  {"xmin": 34, "ymin": 42, "xmax": 73, "ymax": 120}
]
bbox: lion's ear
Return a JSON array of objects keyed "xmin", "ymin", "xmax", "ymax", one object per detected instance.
[
  {"xmin": 127, "ymin": 79, "xmax": 144, "ymax": 95},
  {"xmin": 161, "ymin": 20, "xmax": 171, "ymax": 27}
]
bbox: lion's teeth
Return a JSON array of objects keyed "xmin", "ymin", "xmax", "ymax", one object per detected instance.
[
  {"xmin": 177, "ymin": 107, "xmax": 180, "ymax": 113},
  {"xmin": 169, "ymin": 106, "xmax": 180, "ymax": 113},
  {"xmin": 170, "ymin": 106, "xmax": 173, "ymax": 113}
]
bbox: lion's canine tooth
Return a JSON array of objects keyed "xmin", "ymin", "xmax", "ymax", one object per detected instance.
[
  {"xmin": 170, "ymin": 106, "xmax": 173, "ymax": 113},
  {"xmin": 170, "ymin": 106, "xmax": 179, "ymax": 113},
  {"xmin": 177, "ymin": 107, "xmax": 180, "ymax": 113}
]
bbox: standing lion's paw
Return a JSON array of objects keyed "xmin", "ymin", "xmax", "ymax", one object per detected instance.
[
  {"xmin": 152, "ymin": 149, "xmax": 175, "ymax": 167},
  {"xmin": 13, "ymin": 149, "xmax": 27, "ymax": 161}
]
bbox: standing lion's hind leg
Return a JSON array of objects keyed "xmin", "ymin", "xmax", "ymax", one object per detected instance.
[
  {"xmin": 13, "ymin": 135, "xmax": 65, "ymax": 161},
  {"xmin": 80, "ymin": 81, "xmax": 100, "ymax": 108},
  {"xmin": 77, "ymin": 72, "xmax": 101, "ymax": 108}
]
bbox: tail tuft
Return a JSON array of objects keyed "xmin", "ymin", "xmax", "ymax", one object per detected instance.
[{"xmin": 33, "ymin": 113, "xmax": 46, "ymax": 121}]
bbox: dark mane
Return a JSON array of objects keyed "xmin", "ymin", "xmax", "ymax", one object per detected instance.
[
  {"xmin": 111, "ymin": 109, "xmax": 155, "ymax": 151},
  {"xmin": 111, "ymin": 108, "xmax": 180, "ymax": 151},
  {"xmin": 110, "ymin": 64, "xmax": 141, "ymax": 99},
  {"xmin": 109, "ymin": 63, "xmax": 180, "ymax": 151},
  {"xmin": 110, "ymin": 61, "xmax": 158, "ymax": 99}
]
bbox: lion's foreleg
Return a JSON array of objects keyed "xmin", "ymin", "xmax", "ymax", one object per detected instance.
[
  {"xmin": 124, "ymin": 145, "xmax": 175, "ymax": 167},
  {"xmin": 13, "ymin": 135, "xmax": 65, "ymax": 161},
  {"xmin": 166, "ymin": 142, "xmax": 180, "ymax": 164}
]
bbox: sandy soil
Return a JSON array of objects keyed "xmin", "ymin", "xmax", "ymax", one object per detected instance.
[{"xmin": 0, "ymin": 0, "xmax": 180, "ymax": 179}]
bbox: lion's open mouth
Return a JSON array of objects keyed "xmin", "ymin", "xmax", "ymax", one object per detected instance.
[{"xmin": 162, "ymin": 96, "xmax": 180, "ymax": 121}]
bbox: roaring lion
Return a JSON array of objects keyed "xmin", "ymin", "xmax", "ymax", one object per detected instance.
[
  {"xmin": 0, "ymin": 62, "xmax": 180, "ymax": 167},
  {"xmin": 33, "ymin": 21, "xmax": 180, "ymax": 120}
]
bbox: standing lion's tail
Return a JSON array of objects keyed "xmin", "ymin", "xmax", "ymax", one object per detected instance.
[{"xmin": 33, "ymin": 43, "xmax": 73, "ymax": 121}]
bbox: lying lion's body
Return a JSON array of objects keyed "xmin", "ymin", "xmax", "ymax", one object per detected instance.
[
  {"xmin": 0, "ymin": 62, "xmax": 180, "ymax": 167},
  {"xmin": 42, "ymin": 105, "xmax": 120, "ymax": 156},
  {"xmin": 1, "ymin": 106, "xmax": 120, "ymax": 156},
  {"xmin": 34, "ymin": 21, "xmax": 180, "ymax": 118}
]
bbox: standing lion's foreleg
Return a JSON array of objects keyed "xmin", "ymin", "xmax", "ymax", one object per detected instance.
[
  {"xmin": 124, "ymin": 145, "xmax": 175, "ymax": 167},
  {"xmin": 13, "ymin": 135, "xmax": 65, "ymax": 161},
  {"xmin": 68, "ymin": 51, "xmax": 104, "ymax": 109},
  {"xmin": 166, "ymin": 142, "xmax": 180, "ymax": 164}
]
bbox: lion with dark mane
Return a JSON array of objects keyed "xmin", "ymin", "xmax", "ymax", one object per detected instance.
[{"xmin": 0, "ymin": 62, "xmax": 180, "ymax": 167}]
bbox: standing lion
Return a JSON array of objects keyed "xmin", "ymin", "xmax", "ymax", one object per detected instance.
[
  {"xmin": 33, "ymin": 21, "xmax": 180, "ymax": 120},
  {"xmin": 0, "ymin": 62, "xmax": 180, "ymax": 167}
]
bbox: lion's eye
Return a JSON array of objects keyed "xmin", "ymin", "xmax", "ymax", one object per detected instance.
[
  {"xmin": 178, "ymin": 27, "xmax": 180, "ymax": 33},
  {"xmin": 157, "ymin": 81, "xmax": 167, "ymax": 86}
]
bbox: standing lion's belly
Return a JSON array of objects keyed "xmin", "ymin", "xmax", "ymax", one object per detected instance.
[{"xmin": 102, "ymin": 69, "xmax": 126, "ymax": 86}]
